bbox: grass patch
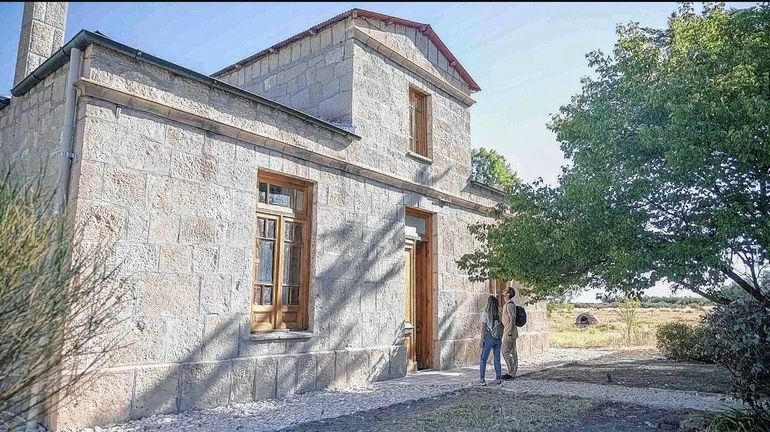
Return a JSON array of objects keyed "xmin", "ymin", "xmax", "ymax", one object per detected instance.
[{"xmin": 549, "ymin": 306, "xmax": 711, "ymax": 348}]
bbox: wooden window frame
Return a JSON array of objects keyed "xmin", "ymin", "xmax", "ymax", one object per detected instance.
[
  {"xmin": 408, "ymin": 86, "xmax": 432, "ymax": 159},
  {"xmin": 252, "ymin": 171, "xmax": 312, "ymax": 333}
]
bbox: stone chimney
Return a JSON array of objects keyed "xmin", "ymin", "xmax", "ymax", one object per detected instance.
[{"xmin": 14, "ymin": 2, "xmax": 68, "ymax": 86}]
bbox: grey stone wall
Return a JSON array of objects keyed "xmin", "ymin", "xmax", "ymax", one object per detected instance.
[
  {"xmin": 26, "ymin": 34, "xmax": 548, "ymax": 429},
  {"xmin": 0, "ymin": 64, "xmax": 69, "ymax": 189},
  {"xmin": 217, "ymin": 18, "xmax": 354, "ymax": 124},
  {"xmin": 351, "ymin": 40, "xmax": 473, "ymax": 194},
  {"xmin": 59, "ymin": 99, "xmax": 411, "ymax": 428},
  {"xmin": 352, "ymin": 16, "xmax": 473, "ymax": 96}
]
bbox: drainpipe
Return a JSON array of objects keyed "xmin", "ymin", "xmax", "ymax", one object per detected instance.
[{"xmin": 54, "ymin": 47, "xmax": 82, "ymax": 213}]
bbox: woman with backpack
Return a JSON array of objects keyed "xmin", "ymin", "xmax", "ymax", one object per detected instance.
[{"xmin": 475, "ymin": 295, "xmax": 503, "ymax": 385}]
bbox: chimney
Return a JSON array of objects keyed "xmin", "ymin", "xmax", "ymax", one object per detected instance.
[{"xmin": 14, "ymin": 2, "xmax": 68, "ymax": 87}]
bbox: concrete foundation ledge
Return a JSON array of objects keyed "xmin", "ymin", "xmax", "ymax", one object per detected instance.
[{"xmin": 54, "ymin": 345, "xmax": 406, "ymax": 430}]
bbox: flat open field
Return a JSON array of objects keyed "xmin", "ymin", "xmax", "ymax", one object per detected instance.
[{"xmin": 548, "ymin": 305, "xmax": 711, "ymax": 348}]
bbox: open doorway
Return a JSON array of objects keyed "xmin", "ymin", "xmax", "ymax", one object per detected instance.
[{"xmin": 404, "ymin": 208, "xmax": 433, "ymax": 372}]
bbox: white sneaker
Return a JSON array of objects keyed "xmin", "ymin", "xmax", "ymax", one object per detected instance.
[
  {"xmin": 473, "ymin": 379, "xmax": 486, "ymax": 386},
  {"xmin": 491, "ymin": 379, "xmax": 502, "ymax": 385}
]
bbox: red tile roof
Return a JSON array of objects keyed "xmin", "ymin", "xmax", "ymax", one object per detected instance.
[{"xmin": 211, "ymin": 8, "xmax": 480, "ymax": 92}]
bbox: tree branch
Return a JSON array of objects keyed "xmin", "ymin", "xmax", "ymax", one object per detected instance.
[{"xmin": 720, "ymin": 265, "xmax": 768, "ymax": 303}]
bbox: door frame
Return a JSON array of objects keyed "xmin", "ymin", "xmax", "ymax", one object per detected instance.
[{"xmin": 404, "ymin": 207, "xmax": 434, "ymax": 371}]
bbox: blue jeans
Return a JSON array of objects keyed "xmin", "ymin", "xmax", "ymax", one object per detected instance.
[{"xmin": 479, "ymin": 330, "xmax": 502, "ymax": 381}]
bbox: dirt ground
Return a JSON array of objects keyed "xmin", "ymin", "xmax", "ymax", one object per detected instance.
[
  {"xmin": 281, "ymin": 388, "xmax": 690, "ymax": 432},
  {"xmin": 526, "ymin": 349, "xmax": 733, "ymax": 394},
  {"xmin": 280, "ymin": 350, "xmax": 730, "ymax": 432}
]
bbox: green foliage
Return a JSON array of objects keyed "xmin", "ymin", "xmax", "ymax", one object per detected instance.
[
  {"xmin": 705, "ymin": 407, "xmax": 770, "ymax": 432},
  {"xmin": 546, "ymin": 301, "xmax": 575, "ymax": 318},
  {"xmin": 656, "ymin": 322, "xmax": 712, "ymax": 363},
  {"xmin": 470, "ymin": 148, "xmax": 520, "ymax": 192},
  {"xmin": 703, "ymin": 300, "xmax": 770, "ymax": 421},
  {"xmin": 458, "ymin": 3, "xmax": 770, "ymax": 305},
  {"xmin": 0, "ymin": 168, "xmax": 127, "ymax": 428}
]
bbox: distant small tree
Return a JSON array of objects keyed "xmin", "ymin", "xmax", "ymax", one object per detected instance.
[
  {"xmin": 0, "ymin": 167, "xmax": 127, "ymax": 429},
  {"xmin": 471, "ymin": 148, "xmax": 520, "ymax": 193}
]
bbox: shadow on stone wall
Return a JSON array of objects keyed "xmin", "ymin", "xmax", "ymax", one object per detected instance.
[{"xmin": 122, "ymin": 187, "xmax": 410, "ymax": 423}]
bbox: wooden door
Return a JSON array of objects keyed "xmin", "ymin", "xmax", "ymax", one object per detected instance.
[
  {"xmin": 414, "ymin": 239, "xmax": 430, "ymax": 370},
  {"xmin": 404, "ymin": 240, "xmax": 417, "ymax": 372}
]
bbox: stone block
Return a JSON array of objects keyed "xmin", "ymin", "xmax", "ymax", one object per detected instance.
[
  {"xmin": 164, "ymin": 315, "xmax": 204, "ymax": 362},
  {"xmin": 231, "ymin": 358, "xmax": 256, "ymax": 403},
  {"xmin": 315, "ymin": 351, "xmax": 335, "ymax": 391},
  {"xmin": 57, "ymin": 369, "xmax": 134, "ymax": 429},
  {"xmin": 126, "ymin": 209, "xmax": 150, "ymax": 242},
  {"xmin": 136, "ymin": 273, "xmax": 199, "ymax": 317},
  {"xmin": 179, "ymin": 361, "xmax": 232, "ymax": 411},
  {"xmin": 370, "ymin": 348, "xmax": 390, "ymax": 382},
  {"xmin": 78, "ymin": 201, "xmax": 127, "ymax": 242},
  {"xmin": 347, "ymin": 349, "xmax": 370, "ymax": 388},
  {"xmin": 179, "ymin": 215, "xmax": 217, "ymax": 245},
  {"xmin": 103, "ymin": 166, "xmax": 146, "ymax": 207},
  {"xmin": 166, "ymin": 123, "xmax": 204, "ymax": 154},
  {"xmin": 118, "ymin": 109, "xmax": 165, "ymax": 143},
  {"xmin": 276, "ymin": 355, "xmax": 297, "ymax": 398},
  {"xmin": 159, "ymin": 244, "xmax": 192, "ymax": 273},
  {"xmin": 170, "ymin": 152, "xmax": 216, "ymax": 183},
  {"xmin": 146, "ymin": 174, "xmax": 174, "ymax": 211},
  {"xmin": 106, "ymin": 317, "xmax": 166, "ymax": 367},
  {"xmin": 111, "ymin": 243, "xmax": 159, "ymax": 275},
  {"xmin": 149, "ymin": 212, "xmax": 180, "ymax": 244},
  {"xmin": 193, "ymin": 247, "xmax": 218, "ymax": 273},
  {"xmin": 389, "ymin": 345, "xmax": 407, "ymax": 378},
  {"xmin": 202, "ymin": 313, "xmax": 242, "ymax": 361},
  {"xmin": 131, "ymin": 365, "xmax": 179, "ymax": 419},
  {"xmin": 254, "ymin": 356, "xmax": 277, "ymax": 400},
  {"xmin": 200, "ymin": 274, "xmax": 231, "ymax": 314},
  {"xmin": 295, "ymin": 353, "xmax": 316, "ymax": 394}
]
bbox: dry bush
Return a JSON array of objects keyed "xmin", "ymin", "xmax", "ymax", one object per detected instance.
[{"xmin": 0, "ymin": 168, "xmax": 128, "ymax": 430}]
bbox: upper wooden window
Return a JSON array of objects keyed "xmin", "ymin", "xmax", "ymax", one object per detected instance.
[
  {"xmin": 252, "ymin": 171, "xmax": 311, "ymax": 332},
  {"xmin": 409, "ymin": 87, "xmax": 430, "ymax": 157}
]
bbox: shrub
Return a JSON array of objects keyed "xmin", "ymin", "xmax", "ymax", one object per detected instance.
[
  {"xmin": 703, "ymin": 300, "xmax": 770, "ymax": 422},
  {"xmin": 656, "ymin": 322, "xmax": 711, "ymax": 363},
  {"xmin": 0, "ymin": 168, "xmax": 127, "ymax": 429}
]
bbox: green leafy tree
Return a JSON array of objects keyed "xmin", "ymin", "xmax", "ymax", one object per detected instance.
[
  {"xmin": 459, "ymin": 3, "xmax": 770, "ymax": 304},
  {"xmin": 471, "ymin": 148, "xmax": 520, "ymax": 192}
]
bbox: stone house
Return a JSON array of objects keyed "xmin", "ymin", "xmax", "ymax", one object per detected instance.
[{"xmin": 0, "ymin": 3, "xmax": 548, "ymax": 429}]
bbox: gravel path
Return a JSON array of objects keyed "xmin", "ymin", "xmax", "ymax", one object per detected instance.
[{"xmin": 76, "ymin": 348, "xmax": 732, "ymax": 432}]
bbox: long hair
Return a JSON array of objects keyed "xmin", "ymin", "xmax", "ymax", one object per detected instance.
[{"xmin": 485, "ymin": 295, "xmax": 500, "ymax": 324}]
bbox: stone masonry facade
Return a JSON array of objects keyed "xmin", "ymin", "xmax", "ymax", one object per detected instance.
[{"xmin": 0, "ymin": 7, "xmax": 548, "ymax": 430}]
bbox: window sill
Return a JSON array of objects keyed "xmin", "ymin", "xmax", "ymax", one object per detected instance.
[
  {"xmin": 406, "ymin": 151, "xmax": 433, "ymax": 164},
  {"xmin": 249, "ymin": 330, "xmax": 314, "ymax": 342}
]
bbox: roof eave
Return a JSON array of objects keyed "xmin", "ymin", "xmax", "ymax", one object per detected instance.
[{"xmin": 11, "ymin": 30, "xmax": 360, "ymax": 140}]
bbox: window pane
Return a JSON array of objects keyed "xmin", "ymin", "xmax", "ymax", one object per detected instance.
[
  {"xmin": 259, "ymin": 182, "xmax": 267, "ymax": 203},
  {"xmin": 253, "ymin": 286, "xmax": 262, "ymax": 305},
  {"xmin": 269, "ymin": 184, "xmax": 292, "ymax": 208},
  {"xmin": 283, "ymin": 243, "xmax": 302, "ymax": 285},
  {"xmin": 262, "ymin": 285, "xmax": 273, "ymax": 305},
  {"xmin": 266, "ymin": 219, "xmax": 276, "ymax": 239},
  {"xmin": 284, "ymin": 221, "xmax": 294, "ymax": 242},
  {"xmin": 294, "ymin": 190, "xmax": 304, "ymax": 211},
  {"xmin": 257, "ymin": 218, "xmax": 266, "ymax": 238},
  {"xmin": 258, "ymin": 239, "xmax": 274, "ymax": 283}
]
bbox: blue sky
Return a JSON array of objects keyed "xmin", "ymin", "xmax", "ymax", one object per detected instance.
[{"xmin": 0, "ymin": 2, "xmax": 758, "ymax": 300}]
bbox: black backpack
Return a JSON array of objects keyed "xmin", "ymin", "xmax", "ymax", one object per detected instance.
[{"xmin": 515, "ymin": 304, "xmax": 527, "ymax": 327}]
